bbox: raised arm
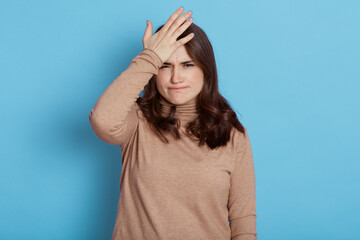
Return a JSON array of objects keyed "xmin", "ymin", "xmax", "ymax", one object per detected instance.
[
  {"xmin": 88, "ymin": 49, "xmax": 162, "ymax": 145},
  {"xmin": 228, "ymin": 129, "xmax": 258, "ymax": 240},
  {"xmin": 89, "ymin": 7, "xmax": 195, "ymax": 146}
]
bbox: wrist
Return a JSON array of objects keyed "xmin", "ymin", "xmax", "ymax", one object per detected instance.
[{"xmin": 142, "ymin": 48, "xmax": 164, "ymax": 64}]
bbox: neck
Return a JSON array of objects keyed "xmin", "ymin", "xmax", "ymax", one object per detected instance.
[{"xmin": 159, "ymin": 95, "xmax": 199, "ymax": 128}]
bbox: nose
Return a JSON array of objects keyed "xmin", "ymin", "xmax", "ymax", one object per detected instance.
[{"xmin": 170, "ymin": 67, "xmax": 184, "ymax": 84}]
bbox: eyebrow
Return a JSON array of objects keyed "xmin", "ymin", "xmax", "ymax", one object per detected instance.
[{"xmin": 163, "ymin": 60, "xmax": 194, "ymax": 65}]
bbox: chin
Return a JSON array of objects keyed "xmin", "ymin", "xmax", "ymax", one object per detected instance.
[{"xmin": 167, "ymin": 98, "xmax": 187, "ymax": 105}]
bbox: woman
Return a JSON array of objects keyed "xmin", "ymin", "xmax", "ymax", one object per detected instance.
[{"xmin": 89, "ymin": 7, "xmax": 257, "ymax": 240}]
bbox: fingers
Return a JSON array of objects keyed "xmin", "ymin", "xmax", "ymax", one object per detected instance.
[
  {"xmin": 172, "ymin": 16, "xmax": 193, "ymax": 39},
  {"xmin": 175, "ymin": 32, "xmax": 195, "ymax": 48},
  {"xmin": 142, "ymin": 7, "xmax": 195, "ymax": 59},
  {"xmin": 142, "ymin": 20, "xmax": 153, "ymax": 44},
  {"xmin": 161, "ymin": 7, "xmax": 185, "ymax": 33},
  {"xmin": 167, "ymin": 10, "xmax": 192, "ymax": 37}
]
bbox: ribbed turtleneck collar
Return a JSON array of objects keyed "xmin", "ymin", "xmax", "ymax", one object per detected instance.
[{"xmin": 159, "ymin": 95, "xmax": 199, "ymax": 128}]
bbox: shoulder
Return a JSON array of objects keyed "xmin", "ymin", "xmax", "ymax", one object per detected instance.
[{"xmin": 231, "ymin": 125, "xmax": 250, "ymax": 152}]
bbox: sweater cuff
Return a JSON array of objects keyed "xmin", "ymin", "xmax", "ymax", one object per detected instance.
[
  {"xmin": 142, "ymin": 48, "xmax": 163, "ymax": 66},
  {"xmin": 230, "ymin": 214, "xmax": 257, "ymax": 239}
]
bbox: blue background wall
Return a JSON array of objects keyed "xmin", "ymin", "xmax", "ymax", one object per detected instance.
[{"xmin": 1, "ymin": 0, "xmax": 359, "ymax": 239}]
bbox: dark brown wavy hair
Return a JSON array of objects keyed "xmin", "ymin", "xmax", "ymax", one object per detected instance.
[{"xmin": 136, "ymin": 22, "xmax": 245, "ymax": 150}]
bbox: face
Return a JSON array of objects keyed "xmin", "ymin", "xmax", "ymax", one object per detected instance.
[{"xmin": 155, "ymin": 45, "xmax": 204, "ymax": 105}]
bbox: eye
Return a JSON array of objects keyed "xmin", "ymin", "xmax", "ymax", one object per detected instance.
[
  {"xmin": 160, "ymin": 65, "xmax": 169, "ymax": 69},
  {"xmin": 184, "ymin": 63, "xmax": 194, "ymax": 68}
]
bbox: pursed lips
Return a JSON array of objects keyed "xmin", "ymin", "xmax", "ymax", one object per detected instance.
[{"xmin": 169, "ymin": 86, "xmax": 188, "ymax": 90}]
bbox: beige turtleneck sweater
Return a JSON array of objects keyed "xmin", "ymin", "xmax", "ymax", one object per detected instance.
[{"xmin": 89, "ymin": 49, "xmax": 257, "ymax": 240}]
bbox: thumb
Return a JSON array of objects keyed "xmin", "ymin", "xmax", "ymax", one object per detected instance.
[{"xmin": 143, "ymin": 20, "xmax": 153, "ymax": 43}]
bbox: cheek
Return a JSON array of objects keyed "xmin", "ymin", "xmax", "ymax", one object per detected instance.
[
  {"xmin": 196, "ymin": 80, "xmax": 204, "ymax": 93},
  {"xmin": 192, "ymin": 71, "xmax": 205, "ymax": 90},
  {"xmin": 155, "ymin": 77, "xmax": 166, "ymax": 92}
]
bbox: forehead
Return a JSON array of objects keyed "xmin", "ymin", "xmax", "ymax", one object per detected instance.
[{"xmin": 165, "ymin": 46, "xmax": 192, "ymax": 63}]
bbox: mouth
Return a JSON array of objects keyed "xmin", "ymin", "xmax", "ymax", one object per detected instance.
[{"xmin": 169, "ymin": 87, "xmax": 188, "ymax": 90}]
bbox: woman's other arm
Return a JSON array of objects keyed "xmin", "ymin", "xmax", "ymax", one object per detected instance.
[{"xmin": 228, "ymin": 128, "xmax": 258, "ymax": 240}]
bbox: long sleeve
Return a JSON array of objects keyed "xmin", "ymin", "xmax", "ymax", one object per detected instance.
[
  {"xmin": 89, "ymin": 48, "xmax": 163, "ymax": 146},
  {"xmin": 228, "ymin": 128, "xmax": 258, "ymax": 240}
]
